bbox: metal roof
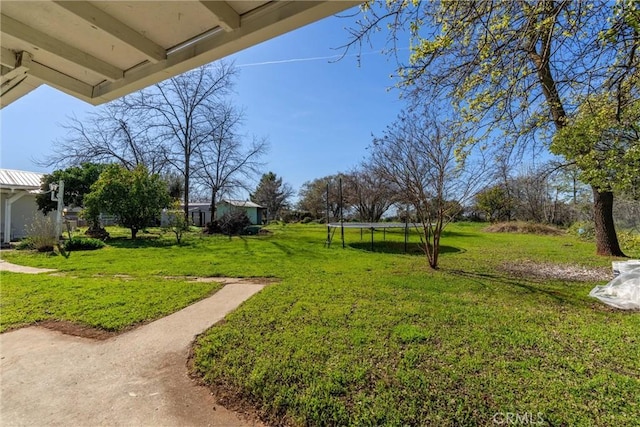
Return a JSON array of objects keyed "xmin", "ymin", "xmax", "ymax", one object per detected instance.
[
  {"xmin": 222, "ymin": 199, "xmax": 263, "ymax": 209},
  {"xmin": 1, "ymin": 1, "xmax": 359, "ymax": 108},
  {"xmin": 0, "ymin": 168, "xmax": 44, "ymax": 190}
]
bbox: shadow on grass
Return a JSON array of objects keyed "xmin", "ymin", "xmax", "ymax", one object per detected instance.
[
  {"xmin": 106, "ymin": 236, "xmax": 179, "ymax": 249},
  {"xmin": 349, "ymin": 241, "xmax": 463, "ymax": 256},
  {"xmin": 445, "ymin": 268, "xmax": 594, "ymax": 308},
  {"xmin": 270, "ymin": 241, "xmax": 293, "ymax": 256},
  {"xmin": 440, "ymin": 230, "xmax": 476, "ymax": 238},
  {"xmin": 241, "ymin": 236, "xmax": 255, "ymax": 255}
]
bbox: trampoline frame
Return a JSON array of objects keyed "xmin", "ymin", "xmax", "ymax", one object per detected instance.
[
  {"xmin": 323, "ymin": 177, "xmax": 419, "ymax": 252},
  {"xmin": 326, "ymin": 222, "xmax": 420, "ymax": 252}
]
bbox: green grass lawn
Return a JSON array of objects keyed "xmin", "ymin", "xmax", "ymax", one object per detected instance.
[
  {"xmin": 0, "ymin": 273, "xmax": 221, "ymax": 332},
  {"xmin": 1, "ymin": 223, "xmax": 638, "ymax": 425}
]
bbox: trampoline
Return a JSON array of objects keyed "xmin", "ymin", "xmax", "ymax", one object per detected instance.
[
  {"xmin": 326, "ymin": 222, "xmax": 421, "ymax": 252},
  {"xmin": 322, "ymin": 177, "xmax": 420, "ymax": 252}
]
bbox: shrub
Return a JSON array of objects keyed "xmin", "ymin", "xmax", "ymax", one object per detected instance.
[
  {"xmin": 64, "ymin": 236, "xmax": 106, "ymax": 251},
  {"xmin": 300, "ymin": 217, "xmax": 313, "ymax": 224},
  {"xmin": 281, "ymin": 210, "xmax": 313, "ymax": 223},
  {"xmin": 15, "ymin": 239, "xmax": 35, "ymax": 250},
  {"xmin": 484, "ymin": 221, "xmax": 564, "ymax": 236},
  {"xmin": 85, "ymin": 226, "xmax": 110, "ymax": 240},
  {"xmin": 205, "ymin": 211, "xmax": 251, "ymax": 236},
  {"xmin": 24, "ymin": 214, "xmax": 58, "ymax": 252},
  {"xmin": 569, "ymin": 222, "xmax": 639, "ymax": 255},
  {"xmin": 220, "ymin": 211, "xmax": 251, "ymax": 236},
  {"xmin": 163, "ymin": 207, "xmax": 190, "ymax": 244},
  {"xmin": 568, "ymin": 221, "xmax": 596, "ymax": 241},
  {"xmin": 618, "ymin": 231, "xmax": 640, "ymax": 255},
  {"xmin": 203, "ymin": 221, "xmax": 219, "ymax": 234}
]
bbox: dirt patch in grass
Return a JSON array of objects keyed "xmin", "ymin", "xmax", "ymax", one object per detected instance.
[
  {"xmin": 485, "ymin": 222, "xmax": 565, "ymax": 235},
  {"xmin": 36, "ymin": 320, "xmax": 121, "ymax": 340},
  {"xmin": 91, "ymin": 273, "xmax": 134, "ymax": 279},
  {"xmin": 501, "ymin": 260, "xmax": 611, "ymax": 282}
]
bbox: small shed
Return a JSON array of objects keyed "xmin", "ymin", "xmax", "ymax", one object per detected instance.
[
  {"xmin": 0, "ymin": 169, "xmax": 45, "ymax": 243},
  {"xmin": 216, "ymin": 199, "xmax": 265, "ymax": 225}
]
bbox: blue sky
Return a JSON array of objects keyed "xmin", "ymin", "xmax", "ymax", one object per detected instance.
[{"xmin": 0, "ymin": 7, "xmax": 408, "ymax": 199}]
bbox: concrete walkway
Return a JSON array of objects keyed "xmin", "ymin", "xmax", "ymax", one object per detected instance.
[
  {"xmin": 0, "ymin": 259, "xmax": 56, "ymax": 274},
  {"xmin": 0, "ymin": 281, "xmax": 265, "ymax": 426}
]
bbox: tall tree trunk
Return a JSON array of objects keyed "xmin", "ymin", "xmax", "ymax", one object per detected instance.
[
  {"xmin": 592, "ymin": 186, "xmax": 626, "ymax": 257},
  {"xmin": 526, "ymin": 16, "xmax": 625, "ymax": 258},
  {"xmin": 183, "ymin": 170, "xmax": 189, "ymax": 221},
  {"xmin": 210, "ymin": 189, "xmax": 217, "ymax": 222}
]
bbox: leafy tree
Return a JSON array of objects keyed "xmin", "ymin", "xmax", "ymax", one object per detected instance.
[
  {"xmin": 552, "ymin": 93, "xmax": 640, "ymax": 254},
  {"xmin": 297, "ymin": 174, "xmax": 347, "ymax": 221},
  {"xmin": 164, "ymin": 172, "xmax": 185, "ymax": 201},
  {"xmin": 36, "ymin": 163, "xmax": 107, "ymax": 215},
  {"xmin": 475, "ymin": 185, "xmax": 514, "ymax": 223},
  {"xmin": 250, "ymin": 172, "xmax": 293, "ymax": 222},
  {"xmin": 85, "ymin": 165, "xmax": 171, "ymax": 239},
  {"xmin": 81, "ymin": 201, "xmax": 108, "ymax": 239},
  {"xmin": 349, "ymin": 0, "xmax": 639, "ymax": 256}
]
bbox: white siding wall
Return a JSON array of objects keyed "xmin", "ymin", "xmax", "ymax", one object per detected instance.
[{"xmin": 0, "ymin": 192, "xmax": 46, "ymax": 240}]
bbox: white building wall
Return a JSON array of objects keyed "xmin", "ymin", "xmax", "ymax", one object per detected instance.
[{"xmin": 0, "ymin": 192, "xmax": 47, "ymax": 241}]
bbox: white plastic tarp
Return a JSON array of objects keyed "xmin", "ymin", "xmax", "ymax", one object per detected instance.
[{"xmin": 590, "ymin": 268, "xmax": 640, "ymax": 310}]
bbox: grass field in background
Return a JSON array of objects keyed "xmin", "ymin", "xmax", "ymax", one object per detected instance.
[{"xmin": 1, "ymin": 223, "xmax": 638, "ymax": 425}]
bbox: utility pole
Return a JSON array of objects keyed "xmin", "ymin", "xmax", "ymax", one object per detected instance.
[{"xmin": 53, "ymin": 180, "xmax": 64, "ymax": 241}]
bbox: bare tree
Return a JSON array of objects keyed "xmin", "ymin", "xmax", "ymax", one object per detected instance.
[
  {"xmin": 370, "ymin": 106, "xmax": 487, "ymax": 268},
  {"xmin": 510, "ymin": 167, "xmax": 556, "ymax": 224},
  {"xmin": 192, "ymin": 104, "xmax": 268, "ymax": 219},
  {"xmin": 39, "ymin": 100, "xmax": 168, "ymax": 174},
  {"xmin": 343, "ymin": 162, "xmax": 396, "ymax": 222},
  {"xmin": 124, "ymin": 62, "xmax": 238, "ymax": 219},
  {"xmin": 614, "ymin": 197, "xmax": 640, "ymax": 231}
]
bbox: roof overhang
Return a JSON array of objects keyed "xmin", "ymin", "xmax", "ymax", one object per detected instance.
[
  {"xmin": 0, "ymin": 1, "xmax": 360, "ymax": 108},
  {"xmin": 0, "ymin": 187, "xmax": 41, "ymax": 194}
]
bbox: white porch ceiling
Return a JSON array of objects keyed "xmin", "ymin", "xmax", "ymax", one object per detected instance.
[{"xmin": 0, "ymin": 1, "xmax": 359, "ymax": 108}]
